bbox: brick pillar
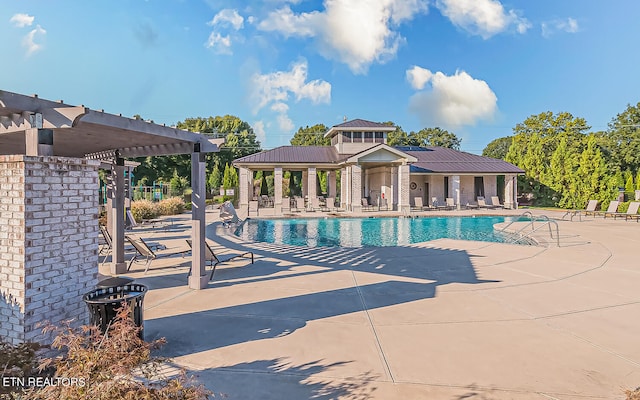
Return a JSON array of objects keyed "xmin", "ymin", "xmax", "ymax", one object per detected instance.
[
  {"xmin": 398, "ymin": 163, "xmax": 410, "ymax": 213},
  {"xmin": 238, "ymin": 167, "xmax": 251, "ymax": 213},
  {"xmin": 453, "ymin": 175, "xmax": 461, "ymax": 210},
  {"xmin": 351, "ymin": 165, "xmax": 362, "ymax": 212},
  {"xmin": 504, "ymin": 174, "xmax": 516, "ymax": 209},
  {"xmin": 0, "ymin": 155, "xmax": 98, "ymax": 345},
  {"xmin": 274, "ymin": 167, "xmax": 283, "ymax": 215},
  {"xmin": 302, "ymin": 170, "xmax": 308, "ymax": 197},
  {"xmin": 340, "ymin": 167, "xmax": 348, "ymax": 210},
  {"xmin": 307, "ymin": 167, "xmax": 317, "ymax": 201},
  {"xmin": 328, "ymin": 170, "xmax": 336, "ymax": 199}
]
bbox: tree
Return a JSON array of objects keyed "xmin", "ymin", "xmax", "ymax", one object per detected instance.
[
  {"xmin": 570, "ymin": 135, "xmax": 608, "ymax": 208},
  {"xmin": 411, "ymin": 127, "xmax": 461, "ymax": 149},
  {"xmin": 207, "ymin": 164, "xmax": 222, "ymax": 194},
  {"xmin": 290, "ymin": 124, "xmax": 330, "ymax": 146},
  {"xmin": 548, "ymin": 136, "xmax": 578, "ymax": 207},
  {"xmin": 383, "ymin": 122, "xmax": 410, "ymax": 146},
  {"xmin": 601, "ymin": 102, "xmax": 640, "ymax": 173},
  {"xmin": 625, "ymin": 171, "xmax": 635, "ymax": 194},
  {"xmin": 482, "ymin": 136, "xmax": 512, "ymax": 160}
]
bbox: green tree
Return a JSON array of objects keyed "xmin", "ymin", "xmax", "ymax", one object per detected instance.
[
  {"xmin": 207, "ymin": 164, "xmax": 222, "ymax": 194},
  {"xmin": 570, "ymin": 135, "xmax": 608, "ymax": 208},
  {"xmin": 548, "ymin": 136, "xmax": 578, "ymax": 207},
  {"xmin": 411, "ymin": 127, "xmax": 461, "ymax": 149},
  {"xmin": 384, "ymin": 122, "xmax": 410, "ymax": 146},
  {"xmin": 625, "ymin": 171, "xmax": 635, "ymax": 194},
  {"xmin": 482, "ymin": 136, "xmax": 512, "ymax": 159},
  {"xmin": 601, "ymin": 102, "xmax": 640, "ymax": 173},
  {"xmin": 636, "ymin": 171, "xmax": 640, "ymax": 191},
  {"xmin": 290, "ymin": 124, "xmax": 330, "ymax": 146}
]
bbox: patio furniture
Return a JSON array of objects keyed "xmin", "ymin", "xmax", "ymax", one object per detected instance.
[
  {"xmin": 99, "ymin": 225, "xmax": 113, "ymax": 264},
  {"xmin": 361, "ymin": 198, "xmax": 374, "ymax": 211},
  {"xmin": 323, "ymin": 197, "xmax": 335, "ymax": 212},
  {"xmin": 477, "ymin": 197, "xmax": 496, "ymax": 209},
  {"xmin": 601, "ymin": 201, "xmax": 620, "ymax": 219},
  {"xmin": 378, "ymin": 198, "xmax": 389, "ymax": 211},
  {"xmin": 490, "ymin": 196, "xmax": 506, "ymax": 209},
  {"xmin": 186, "ymin": 239, "xmax": 254, "ymax": 280},
  {"xmin": 125, "ymin": 235, "xmax": 187, "ymax": 274},
  {"xmin": 292, "ymin": 197, "xmax": 305, "ymax": 212},
  {"xmin": 411, "ymin": 197, "xmax": 426, "ymax": 211},
  {"xmin": 607, "ymin": 201, "xmax": 640, "ymax": 220},
  {"xmin": 624, "ymin": 202, "xmax": 640, "ymax": 221},
  {"xmin": 220, "ymin": 201, "xmax": 244, "ymax": 226},
  {"xmin": 431, "ymin": 197, "xmax": 448, "ymax": 211},
  {"xmin": 446, "ymin": 198, "xmax": 456, "ymax": 210},
  {"xmin": 308, "ymin": 197, "xmax": 321, "ymax": 212}
]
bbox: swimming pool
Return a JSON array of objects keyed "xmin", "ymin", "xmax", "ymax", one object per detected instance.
[{"xmin": 234, "ymin": 216, "xmax": 520, "ymax": 247}]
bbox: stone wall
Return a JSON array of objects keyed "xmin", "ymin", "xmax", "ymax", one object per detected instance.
[{"xmin": 0, "ymin": 155, "xmax": 99, "ymax": 345}]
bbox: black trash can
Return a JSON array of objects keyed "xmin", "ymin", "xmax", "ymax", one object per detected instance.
[{"xmin": 83, "ymin": 284, "xmax": 148, "ymax": 339}]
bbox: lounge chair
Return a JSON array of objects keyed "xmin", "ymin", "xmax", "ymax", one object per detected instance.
[
  {"xmin": 490, "ymin": 196, "xmax": 506, "ymax": 209},
  {"xmin": 307, "ymin": 197, "xmax": 321, "ymax": 212},
  {"xmin": 126, "ymin": 209, "xmax": 167, "ymax": 230},
  {"xmin": 624, "ymin": 202, "xmax": 640, "ymax": 221},
  {"xmin": 601, "ymin": 201, "xmax": 620, "ymax": 219},
  {"xmin": 430, "ymin": 197, "xmax": 446, "ymax": 211},
  {"xmin": 125, "ymin": 235, "xmax": 185, "ymax": 274},
  {"xmin": 378, "ymin": 198, "xmax": 389, "ymax": 211},
  {"xmin": 220, "ymin": 201, "xmax": 243, "ymax": 226},
  {"xmin": 477, "ymin": 197, "xmax": 496, "ymax": 209},
  {"xmin": 323, "ymin": 197, "xmax": 335, "ymax": 212},
  {"xmin": 608, "ymin": 201, "xmax": 640, "ymax": 220},
  {"xmin": 446, "ymin": 198, "xmax": 456, "ymax": 210},
  {"xmin": 412, "ymin": 197, "xmax": 428, "ymax": 211},
  {"xmin": 582, "ymin": 200, "xmax": 599, "ymax": 216},
  {"xmin": 186, "ymin": 239, "xmax": 254, "ymax": 280},
  {"xmin": 248, "ymin": 200, "xmax": 259, "ymax": 216},
  {"xmin": 361, "ymin": 198, "xmax": 374, "ymax": 211},
  {"xmin": 98, "ymin": 225, "xmax": 113, "ymax": 264},
  {"xmin": 292, "ymin": 197, "xmax": 305, "ymax": 212}
]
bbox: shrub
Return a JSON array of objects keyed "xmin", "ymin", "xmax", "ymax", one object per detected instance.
[
  {"xmin": 627, "ymin": 387, "xmax": 640, "ymax": 400},
  {"xmin": 0, "ymin": 340, "xmax": 47, "ymax": 398},
  {"xmin": 130, "ymin": 200, "xmax": 160, "ymax": 222},
  {"xmin": 156, "ymin": 197, "xmax": 185, "ymax": 216},
  {"xmin": 24, "ymin": 305, "xmax": 211, "ymax": 400}
]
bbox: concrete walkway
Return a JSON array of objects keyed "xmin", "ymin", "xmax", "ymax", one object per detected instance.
[{"xmin": 104, "ymin": 209, "xmax": 640, "ymax": 399}]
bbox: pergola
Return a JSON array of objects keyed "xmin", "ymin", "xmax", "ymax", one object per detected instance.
[{"xmin": 0, "ymin": 90, "xmax": 223, "ymax": 290}]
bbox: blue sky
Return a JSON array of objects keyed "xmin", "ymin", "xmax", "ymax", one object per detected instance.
[{"xmin": 2, "ymin": 1, "xmax": 639, "ymax": 154}]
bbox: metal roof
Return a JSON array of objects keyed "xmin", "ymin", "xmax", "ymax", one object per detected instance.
[
  {"xmin": 0, "ymin": 90, "xmax": 222, "ymax": 159},
  {"xmin": 407, "ymin": 147, "xmax": 524, "ymax": 174},
  {"xmin": 234, "ymin": 146, "xmax": 349, "ymax": 165},
  {"xmin": 233, "ymin": 144, "xmax": 523, "ymax": 174},
  {"xmin": 324, "ymin": 118, "xmax": 396, "ymax": 138}
]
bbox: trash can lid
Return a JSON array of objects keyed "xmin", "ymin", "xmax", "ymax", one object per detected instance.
[{"xmin": 97, "ymin": 276, "xmax": 134, "ymax": 288}]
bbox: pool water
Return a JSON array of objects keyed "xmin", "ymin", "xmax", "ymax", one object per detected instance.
[{"xmin": 234, "ymin": 216, "xmax": 520, "ymax": 248}]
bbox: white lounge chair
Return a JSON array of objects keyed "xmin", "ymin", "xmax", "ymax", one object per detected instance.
[
  {"xmin": 186, "ymin": 239, "xmax": 254, "ymax": 280},
  {"xmin": 601, "ymin": 201, "xmax": 620, "ymax": 219}
]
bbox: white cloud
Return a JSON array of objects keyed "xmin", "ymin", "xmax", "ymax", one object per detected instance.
[
  {"xmin": 253, "ymin": 120, "xmax": 267, "ymax": 143},
  {"xmin": 205, "ymin": 9, "xmax": 244, "ymax": 54},
  {"xmin": 407, "ymin": 67, "xmax": 497, "ymax": 127},
  {"xmin": 258, "ymin": 0, "xmax": 428, "ymax": 74},
  {"xmin": 23, "ymin": 25, "xmax": 46, "ymax": 56},
  {"xmin": 251, "ymin": 60, "xmax": 331, "ymax": 113},
  {"xmin": 435, "ymin": 0, "xmax": 530, "ymax": 39},
  {"xmin": 205, "ymin": 32, "xmax": 232, "ymax": 54},
  {"xmin": 270, "ymin": 102, "xmax": 289, "ymax": 113},
  {"xmin": 208, "ymin": 9, "xmax": 244, "ymax": 30},
  {"xmin": 541, "ymin": 17, "xmax": 579, "ymax": 38},
  {"xmin": 10, "ymin": 13, "xmax": 34, "ymax": 27},
  {"xmin": 277, "ymin": 114, "xmax": 295, "ymax": 132},
  {"xmin": 406, "ymin": 66, "xmax": 433, "ymax": 90}
]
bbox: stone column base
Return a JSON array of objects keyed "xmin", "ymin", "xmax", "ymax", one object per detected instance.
[{"xmin": 189, "ymin": 274, "xmax": 209, "ymax": 290}]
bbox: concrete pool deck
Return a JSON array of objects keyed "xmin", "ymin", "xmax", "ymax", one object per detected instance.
[{"xmin": 102, "ymin": 209, "xmax": 640, "ymax": 399}]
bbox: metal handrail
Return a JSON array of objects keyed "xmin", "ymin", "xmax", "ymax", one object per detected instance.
[{"xmin": 499, "ymin": 212, "xmax": 561, "ymax": 247}]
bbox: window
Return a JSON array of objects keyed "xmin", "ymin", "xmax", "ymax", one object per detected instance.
[
  {"xmin": 374, "ymin": 132, "xmax": 384, "ymax": 143},
  {"xmin": 364, "ymin": 132, "xmax": 373, "ymax": 142},
  {"xmin": 342, "ymin": 131, "xmax": 351, "ymax": 143},
  {"xmin": 353, "ymin": 132, "xmax": 362, "ymax": 142},
  {"xmin": 444, "ymin": 177, "xmax": 449, "ymax": 199},
  {"xmin": 474, "ymin": 177, "xmax": 485, "ymax": 199}
]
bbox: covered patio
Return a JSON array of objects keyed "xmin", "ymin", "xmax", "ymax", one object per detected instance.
[{"xmin": 0, "ymin": 90, "xmax": 222, "ymax": 344}]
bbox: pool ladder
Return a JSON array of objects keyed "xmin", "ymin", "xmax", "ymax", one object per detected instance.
[{"xmin": 498, "ymin": 212, "xmax": 561, "ymax": 247}]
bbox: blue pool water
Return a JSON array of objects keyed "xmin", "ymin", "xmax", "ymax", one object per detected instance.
[{"xmin": 234, "ymin": 216, "xmax": 519, "ymax": 248}]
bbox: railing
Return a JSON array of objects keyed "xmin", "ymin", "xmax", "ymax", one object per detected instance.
[{"xmin": 498, "ymin": 212, "xmax": 561, "ymax": 247}]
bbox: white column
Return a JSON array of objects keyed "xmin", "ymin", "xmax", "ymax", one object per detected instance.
[
  {"xmin": 302, "ymin": 170, "xmax": 308, "ymax": 197},
  {"xmin": 110, "ymin": 159, "xmax": 126, "ymax": 275},
  {"xmin": 341, "ymin": 167, "xmax": 348, "ymax": 210},
  {"xmin": 351, "ymin": 164, "xmax": 362, "ymax": 212},
  {"xmin": 398, "ymin": 163, "xmax": 410, "ymax": 213},
  {"xmin": 327, "ymin": 170, "xmax": 336, "ymax": 198},
  {"xmin": 238, "ymin": 167, "xmax": 251, "ymax": 213},
  {"xmin": 504, "ymin": 174, "xmax": 516, "ymax": 209},
  {"xmin": 307, "ymin": 167, "xmax": 317, "ymax": 200},
  {"xmin": 274, "ymin": 167, "xmax": 283, "ymax": 215},
  {"xmin": 189, "ymin": 150, "xmax": 208, "ymax": 290},
  {"xmin": 453, "ymin": 175, "xmax": 461, "ymax": 210}
]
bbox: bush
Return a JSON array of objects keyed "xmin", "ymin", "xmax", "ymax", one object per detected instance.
[
  {"xmin": 156, "ymin": 197, "xmax": 185, "ymax": 216},
  {"xmin": 627, "ymin": 387, "xmax": 640, "ymax": 400},
  {"xmin": 0, "ymin": 340, "xmax": 47, "ymax": 398},
  {"xmin": 24, "ymin": 305, "xmax": 211, "ymax": 400},
  {"xmin": 130, "ymin": 200, "xmax": 159, "ymax": 222}
]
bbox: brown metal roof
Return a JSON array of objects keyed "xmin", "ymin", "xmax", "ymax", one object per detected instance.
[
  {"xmin": 332, "ymin": 119, "xmax": 392, "ymax": 129},
  {"xmin": 234, "ymin": 146, "xmax": 350, "ymax": 164},
  {"xmin": 233, "ymin": 144, "xmax": 523, "ymax": 174},
  {"xmin": 403, "ymin": 146, "xmax": 524, "ymax": 174}
]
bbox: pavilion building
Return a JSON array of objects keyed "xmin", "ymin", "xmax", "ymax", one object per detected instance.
[{"xmin": 233, "ymin": 119, "xmax": 523, "ymax": 214}]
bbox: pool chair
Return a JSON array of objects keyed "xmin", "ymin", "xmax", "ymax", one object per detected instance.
[
  {"xmin": 220, "ymin": 201, "xmax": 244, "ymax": 226},
  {"xmin": 322, "ymin": 197, "xmax": 335, "ymax": 212},
  {"xmin": 186, "ymin": 239, "xmax": 254, "ymax": 280},
  {"xmin": 308, "ymin": 197, "xmax": 321, "ymax": 212},
  {"xmin": 291, "ymin": 197, "xmax": 305, "ymax": 212},
  {"xmin": 378, "ymin": 198, "xmax": 389, "ymax": 211},
  {"xmin": 624, "ymin": 202, "xmax": 640, "ymax": 221},
  {"xmin": 490, "ymin": 196, "xmax": 506, "ymax": 209},
  {"xmin": 601, "ymin": 201, "xmax": 620, "ymax": 219},
  {"xmin": 446, "ymin": 198, "xmax": 456, "ymax": 210},
  {"xmin": 98, "ymin": 225, "xmax": 113, "ymax": 264},
  {"xmin": 412, "ymin": 197, "xmax": 428, "ymax": 211},
  {"xmin": 125, "ymin": 235, "xmax": 186, "ymax": 274},
  {"xmin": 608, "ymin": 201, "xmax": 640, "ymax": 220},
  {"xmin": 361, "ymin": 198, "xmax": 374, "ymax": 211},
  {"xmin": 477, "ymin": 197, "xmax": 496, "ymax": 209}
]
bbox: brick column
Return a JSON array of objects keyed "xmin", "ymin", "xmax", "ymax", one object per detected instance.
[
  {"xmin": 328, "ymin": 170, "xmax": 336, "ymax": 199},
  {"xmin": 453, "ymin": 175, "xmax": 461, "ymax": 210},
  {"xmin": 351, "ymin": 165, "xmax": 362, "ymax": 212},
  {"xmin": 307, "ymin": 167, "xmax": 317, "ymax": 201},
  {"xmin": 238, "ymin": 167, "xmax": 251, "ymax": 213},
  {"xmin": 504, "ymin": 174, "xmax": 516, "ymax": 209},
  {"xmin": 398, "ymin": 163, "xmax": 410, "ymax": 213},
  {"xmin": 302, "ymin": 170, "xmax": 308, "ymax": 197},
  {"xmin": 341, "ymin": 167, "xmax": 348, "ymax": 210},
  {"xmin": 274, "ymin": 167, "xmax": 283, "ymax": 215},
  {"xmin": 0, "ymin": 155, "xmax": 98, "ymax": 345}
]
